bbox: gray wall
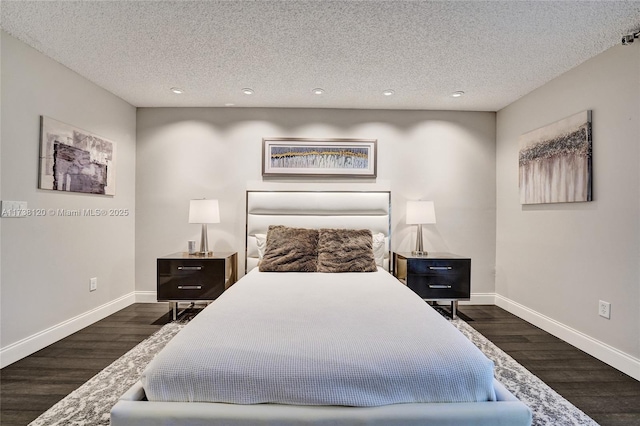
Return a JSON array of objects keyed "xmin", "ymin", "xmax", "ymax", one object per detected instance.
[
  {"xmin": 135, "ymin": 108, "xmax": 497, "ymax": 299},
  {"xmin": 0, "ymin": 32, "xmax": 137, "ymax": 359},
  {"xmin": 496, "ymin": 43, "xmax": 640, "ymax": 365},
  {"xmin": 4, "ymin": 25, "xmax": 638, "ymax": 378}
]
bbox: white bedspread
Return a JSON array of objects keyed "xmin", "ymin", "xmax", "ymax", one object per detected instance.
[{"xmin": 141, "ymin": 270, "xmax": 496, "ymax": 406}]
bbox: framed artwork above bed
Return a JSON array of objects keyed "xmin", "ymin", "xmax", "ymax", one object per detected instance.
[{"xmin": 262, "ymin": 138, "xmax": 377, "ymax": 177}]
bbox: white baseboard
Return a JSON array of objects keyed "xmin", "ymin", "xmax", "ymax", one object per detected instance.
[
  {"xmin": 465, "ymin": 293, "xmax": 496, "ymax": 305},
  {"xmin": 135, "ymin": 291, "xmax": 159, "ymax": 303},
  {"xmin": 134, "ymin": 292, "xmax": 215, "ymax": 306},
  {"xmin": 495, "ymin": 294, "xmax": 640, "ymax": 381},
  {"xmin": 430, "ymin": 293, "xmax": 496, "ymax": 306},
  {"xmin": 0, "ymin": 292, "xmax": 136, "ymax": 368}
]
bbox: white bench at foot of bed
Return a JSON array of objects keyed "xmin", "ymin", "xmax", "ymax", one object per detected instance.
[{"xmin": 110, "ymin": 379, "xmax": 532, "ymax": 426}]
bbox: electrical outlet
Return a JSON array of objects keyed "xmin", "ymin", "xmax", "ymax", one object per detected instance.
[
  {"xmin": 90, "ymin": 277, "xmax": 98, "ymax": 292},
  {"xmin": 599, "ymin": 300, "xmax": 610, "ymax": 319}
]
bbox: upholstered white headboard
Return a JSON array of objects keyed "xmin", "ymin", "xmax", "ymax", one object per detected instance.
[{"xmin": 246, "ymin": 191, "xmax": 391, "ymax": 273}]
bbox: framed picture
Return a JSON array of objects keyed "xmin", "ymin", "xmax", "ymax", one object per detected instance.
[
  {"xmin": 519, "ymin": 110, "xmax": 592, "ymax": 204},
  {"xmin": 39, "ymin": 116, "xmax": 116, "ymax": 195},
  {"xmin": 262, "ymin": 138, "xmax": 377, "ymax": 177}
]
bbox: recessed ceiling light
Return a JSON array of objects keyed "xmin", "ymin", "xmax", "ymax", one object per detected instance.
[
  {"xmin": 383, "ymin": 89, "xmax": 395, "ymax": 96},
  {"xmin": 312, "ymin": 88, "xmax": 325, "ymax": 95},
  {"xmin": 170, "ymin": 87, "xmax": 184, "ymax": 94},
  {"xmin": 224, "ymin": 103, "xmax": 235, "ymax": 107},
  {"xmin": 242, "ymin": 88, "xmax": 254, "ymax": 95},
  {"xmin": 451, "ymin": 91, "xmax": 465, "ymax": 98}
]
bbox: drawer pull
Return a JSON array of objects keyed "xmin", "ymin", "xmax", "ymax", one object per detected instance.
[
  {"xmin": 178, "ymin": 285, "xmax": 202, "ymax": 290},
  {"xmin": 429, "ymin": 285, "xmax": 452, "ymax": 289},
  {"xmin": 178, "ymin": 266, "xmax": 202, "ymax": 271},
  {"xmin": 429, "ymin": 266, "xmax": 452, "ymax": 270}
]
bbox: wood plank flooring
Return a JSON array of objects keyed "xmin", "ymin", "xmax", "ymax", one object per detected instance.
[
  {"xmin": 0, "ymin": 303, "xmax": 172, "ymax": 426},
  {"xmin": 1, "ymin": 304, "xmax": 639, "ymax": 425},
  {"xmin": 458, "ymin": 305, "xmax": 640, "ymax": 426}
]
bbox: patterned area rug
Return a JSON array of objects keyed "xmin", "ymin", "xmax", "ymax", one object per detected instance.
[
  {"xmin": 28, "ymin": 321, "xmax": 184, "ymax": 426},
  {"xmin": 29, "ymin": 315, "xmax": 598, "ymax": 426},
  {"xmin": 450, "ymin": 319, "xmax": 597, "ymax": 426}
]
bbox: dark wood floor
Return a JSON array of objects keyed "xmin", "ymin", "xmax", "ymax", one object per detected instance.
[
  {"xmin": 459, "ymin": 305, "xmax": 640, "ymax": 426},
  {"xmin": 0, "ymin": 303, "xmax": 173, "ymax": 426},
  {"xmin": 1, "ymin": 304, "xmax": 639, "ymax": 425}
]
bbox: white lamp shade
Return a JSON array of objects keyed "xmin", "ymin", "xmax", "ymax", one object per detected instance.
[
  {"xmin": 189, "ymin": 199, "xmax": 220, "ymax": 224},
  {"xmin": 406, "ymin": 201, "xmax": 436, "ymax": 224}
]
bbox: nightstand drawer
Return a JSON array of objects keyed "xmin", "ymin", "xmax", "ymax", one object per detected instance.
[
  {"xmin": 406, "ymin": 274, "xmax": 470, "ymax": 300},
  {"xmin": 158, "ymin": 279, "xmax": 226, "ymax": 300},
  {"xmin": 158, "ymin": 259, "xmax": 224, "ymax": 277},
  {"xmin": 407, "ymin": 259, "xmax": 467, "ymax": 276}
]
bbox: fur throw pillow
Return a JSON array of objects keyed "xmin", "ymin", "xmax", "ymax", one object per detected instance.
[
  {"xmin": 259, "ymin": 225, "xmax": 319, "ymax": 272},
  {"xmin": 317, "ymin": 228, "xmax": 377, "ymax": 273}
]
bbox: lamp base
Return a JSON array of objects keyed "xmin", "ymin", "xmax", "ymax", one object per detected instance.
[
  {"xmin": 190, "ymin": 251, "xmax": 213, "ymax": 257},
  {"xmin": 199, "ymin": 223, "xmax": 210, "ymax": 255},
  {"xmin": 413, "ymin": 224, "xmax": 428, "ymax": 257}
]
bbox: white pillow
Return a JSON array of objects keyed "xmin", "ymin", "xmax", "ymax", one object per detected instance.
[
  {"xmin": 372, "ymin": 232, "xmax": 386, "ymax": 266},
  {"xmin": 256, "ymin": 233, "xmax": 267, "ymax": 259}
]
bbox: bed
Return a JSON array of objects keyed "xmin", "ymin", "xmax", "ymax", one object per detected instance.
[{"xmin": 111, "ymin": 191, "xmax": 532, "ymax": 425}]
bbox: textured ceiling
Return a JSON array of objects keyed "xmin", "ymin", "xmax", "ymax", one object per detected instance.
[{"xmin": 2, "ymin": 1, "xmax": 639, "ymax": 111}]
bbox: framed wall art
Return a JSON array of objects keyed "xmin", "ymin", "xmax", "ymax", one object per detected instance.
[
  {"xmin": 519, "ymin": 110, "xmax": 592, "ymax": 204},
  {"xmin": 39, "ymin": 116, "xmax": 116, "ymax": 195},
  {"xmin": 262, "ymin": 138, "xmax": 377, "ymax": 178}
]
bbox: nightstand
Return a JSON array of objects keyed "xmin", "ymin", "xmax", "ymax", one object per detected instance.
[
  {"xmin": 157, "ymin": 252, "xmax": 237, "ymax": 320},
  {"xmin": 393, "ymin": 252, "xmax": 470, "ymax": 318}
]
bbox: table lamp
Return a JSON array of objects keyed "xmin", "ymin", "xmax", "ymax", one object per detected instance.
[
  {"xmin": 189, "ymin": 199, "xmax": 220, "ymax": 255},
  {"xmin": 406, "ymin": 200, "xmax": 436, "ymax": 256}
]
